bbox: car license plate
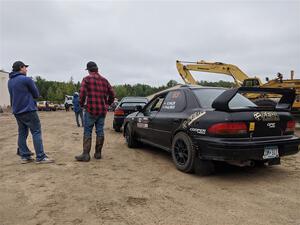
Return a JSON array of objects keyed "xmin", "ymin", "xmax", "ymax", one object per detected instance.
[{"xmin": 263, "ymin": 146, "xmax": 279, "ymax": 159}]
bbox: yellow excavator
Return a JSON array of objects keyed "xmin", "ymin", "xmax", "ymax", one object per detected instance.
[{"xmin": 176, "ymin": 60, "xmax": 300, "ymax": 114}]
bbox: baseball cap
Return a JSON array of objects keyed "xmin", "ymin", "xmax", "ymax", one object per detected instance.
[
  {"xmin": 86, "ymin": 61, "xmax": 98, "ymax": 71},
  {"xmin": 12, "ymin": 61, "xmax": 29, "ymax": 72}
]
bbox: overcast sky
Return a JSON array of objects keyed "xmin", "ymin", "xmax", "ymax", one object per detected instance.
[{"xmin": 0, "ymin": 0, "xmax": 299, "ymax": 86}]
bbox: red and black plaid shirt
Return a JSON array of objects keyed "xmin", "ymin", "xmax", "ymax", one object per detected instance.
[{"xmin": 80, "ymin": 72, "xmax": 115, "ymax": 116}]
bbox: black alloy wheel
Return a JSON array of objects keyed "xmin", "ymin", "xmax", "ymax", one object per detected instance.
[{"xmin": 174, "ymin": 139, "xmax": 189, "ymax": 166}]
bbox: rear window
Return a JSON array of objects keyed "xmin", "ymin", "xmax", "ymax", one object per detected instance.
[
  {"xmin": 120, "ymin": 102, "xmax": 147, "ymax": 107},
  {"xmin": 121, "ymin": 97, "xmax": 148, "ymax": 103},
  {"xmin": 193, "ymin": 89, "xmax": 257, "ymax": 109}
]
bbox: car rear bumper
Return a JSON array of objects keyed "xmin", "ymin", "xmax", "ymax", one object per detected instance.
[{"xmin": 193, "ymin": 135, "xmax": 300, "ymax": 161}]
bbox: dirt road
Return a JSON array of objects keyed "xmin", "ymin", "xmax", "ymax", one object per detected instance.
[{"xmin": 0, "ymin": 111, "xmax": 300, "ymax": 225}]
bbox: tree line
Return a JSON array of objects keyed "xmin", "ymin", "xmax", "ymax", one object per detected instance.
[{"xmin": 34, "ymin": 76, "xmax": 234, "ymax": 103}]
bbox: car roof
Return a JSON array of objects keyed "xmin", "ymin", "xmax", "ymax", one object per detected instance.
[
  {"xmin": 156, "ymin": 85, "xmax": 227, "ymax": 95},
  {"xmin": 180, "ymin": 84, "xmax": 228, "ymax": 90},
  {"xmin": 146, "ymin": 85, "xmax": 229, "ymax": 101}
]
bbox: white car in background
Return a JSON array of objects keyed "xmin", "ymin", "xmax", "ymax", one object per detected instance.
[{"xmin": 64, "ymin": 95, "xmax": 73, "ymax": 108}]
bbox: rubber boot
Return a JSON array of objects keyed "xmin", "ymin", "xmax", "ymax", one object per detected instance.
[
  {"xmin": 94, "ymin": 136, "xmax": 104, "ymax": 159},
  {"xmin": 75, "ymin": 136, "xmax": 91, "ymax": 162}
]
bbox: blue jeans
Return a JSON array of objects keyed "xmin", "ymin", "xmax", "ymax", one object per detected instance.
[
  {"xmin": 84, "ymin": 111, "xmax": 105, "ymax": 138},
  {"xmin": 75, "ymin": 110, "xmax": 84, "ymax": 127},
  {"xmin": 14, "ymin": 111, "xmax": 46, "ymax": 160}
]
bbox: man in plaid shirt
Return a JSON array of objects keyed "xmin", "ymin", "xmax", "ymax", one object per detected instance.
[{"xmin": 75, "ymin": 61, "xmax": 115, "ymax": 162}]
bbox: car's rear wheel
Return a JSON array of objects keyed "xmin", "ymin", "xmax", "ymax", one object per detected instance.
[
  {"xmin": 113, "ymin": 122, "xmax": 121, "ymax": 132},
  {"xmin": 172, "ymin": 132, "xmax": 214, "ymax": 175},
  {"xmin": 114, "ymin": 126, "xmax": 121, "ymax": 132},
  {"xmin": 124, "ymin": 124, "xmax": 138, "ymax": 148},
  {"xmin": 172, "ymin": 132, "xmax": 196, "ymax": 173}
]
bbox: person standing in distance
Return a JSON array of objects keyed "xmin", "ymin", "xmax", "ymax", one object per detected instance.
[
  {"xmin": 75, "ymin": 61, "xmax": 115, "ymax": 162},
  {"xmin": 8, "ymin": 61, "xmax": 54, "ymax": 164},
  {"xmin": 72, "ymin": 92, "xmax": 84, "ymax": 127}
]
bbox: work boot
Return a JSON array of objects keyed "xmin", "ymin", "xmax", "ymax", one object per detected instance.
[
  {"xmin": 75, "ymin": 136, "xmax": 92, "ymax": 162},
  {"xmin": 94, "ymin": 136, "xmax": 104, "ymax": 159}
]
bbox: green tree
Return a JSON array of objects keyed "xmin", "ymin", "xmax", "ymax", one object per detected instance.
[{"xmin": 167, "ymin": 80, "xmax": 178, "ymax": 88}]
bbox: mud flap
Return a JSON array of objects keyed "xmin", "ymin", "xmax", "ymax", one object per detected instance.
[{"xmin": 267, "ymin": 157, "xmax": 281, "ymax": 166}]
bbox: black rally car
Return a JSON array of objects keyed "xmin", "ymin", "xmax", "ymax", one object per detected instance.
[{"xmin": 123, "ymin": 85, "xmax": 300, "ymax": 175}]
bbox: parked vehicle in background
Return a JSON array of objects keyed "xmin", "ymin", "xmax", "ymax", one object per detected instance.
[
  {"xmin": 64, "ymin": 95, "xmax": 73, "ymax": 108},
  {"xmin": 37, "ymin": 101, "xmax": 57, "ymax": 111},
  {"xmin": 56, "ymin": 104, "xmax": 66, "ymax": 110},
  {"xmin": 123, "ymin": 85, "xmax": 300, "ymax": 175},
  {"xmin": 113, "ymin": 97, "xmax": 148, "ymax": 132},
  {"xmin": 109, "ymin": 101, "xmax": 119, "ymax": 112}
]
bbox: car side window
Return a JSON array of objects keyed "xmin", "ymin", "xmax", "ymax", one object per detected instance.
[
  {"xmin": 152, "ymin": 97, "xmax": 165, "ymax": 111},
  {"xmin": 161, "ymin": 90, "xmax": 186, "ymax": 112},
  {"xmin": 144, "ymin": 95, "xmax": 166, "ymax": 115}
]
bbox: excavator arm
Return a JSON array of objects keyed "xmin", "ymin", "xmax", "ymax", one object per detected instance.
[{"xmin": 176, "ymin": 60, "xmax": 253, "ymax": 86}]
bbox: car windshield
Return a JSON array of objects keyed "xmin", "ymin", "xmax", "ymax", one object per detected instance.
[{"xmin": 193, "ymin": 88, "xmax": 257, "ymax": 109}]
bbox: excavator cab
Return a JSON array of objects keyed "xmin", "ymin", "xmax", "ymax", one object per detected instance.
[{"xmin": 242, "ymin": 78, "xmax": 261, "ymax": 87}]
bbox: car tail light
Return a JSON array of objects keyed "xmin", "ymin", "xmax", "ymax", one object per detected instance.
[
  {"xmin": 285, "ymin": 120, "xmax": 296, "ymax": 134},
  {"xmin": 208, "ymin": 122, "xmax": 247, "ymax": 136},
  {"xmin": 114, "ymin": 108, "xmax": 124, "ymax": 116}
]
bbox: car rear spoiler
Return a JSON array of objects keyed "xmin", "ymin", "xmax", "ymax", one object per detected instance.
[{"xmin": 212, "ymin": 87, "xmax": 296, "ymax": 112}]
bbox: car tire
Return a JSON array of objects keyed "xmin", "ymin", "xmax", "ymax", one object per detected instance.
[
  {"xmin": 113, "ymin": 122, "xmax": 121, "ymax": 132},
  {"xmin": 114, "ymin": 126, "xmax": 121, "ymax": 132},
  {"xmin": 172, "ymin": 132, "xmax": 215, "ymax": 175},
  {"xmin": 124, "ymin": 124, "xmax": 138, "ymax": 148},
  {"xmin": 172, "ymin": 132, "xmax": 197, "ymax": 173}
]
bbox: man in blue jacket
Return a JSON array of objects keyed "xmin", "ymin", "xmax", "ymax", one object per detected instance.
[
  {"xmin": 8, "ymin": 61, "xmax": 54, "ymax": 164},
  {"xmin": 72, "ymin": 92, "xmax": 84, "ymax": 127}
]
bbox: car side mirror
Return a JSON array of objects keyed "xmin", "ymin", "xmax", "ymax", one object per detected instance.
[{"xmin": 135, "ymin": 105, "xmax": 143, "ymax": 112}]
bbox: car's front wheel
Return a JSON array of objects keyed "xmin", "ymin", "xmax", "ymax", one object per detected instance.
[
  {"xmin": 124, "ymin": 124, "xmax": 138, "ymax": 148},
  {"xmin": 172, "ymin": 132, "xmax": 214, "ymax": 175}
]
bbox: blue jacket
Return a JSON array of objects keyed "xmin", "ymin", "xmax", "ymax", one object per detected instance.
[
  {"xmin": 72, "ymin": 94, "xmax": 82, "ymax": 113},
  {"xmin": 8, "ymin": 72, "xmax": 39, "ymax": 114}
]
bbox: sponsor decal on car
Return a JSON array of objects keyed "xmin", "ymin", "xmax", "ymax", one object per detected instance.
[
  {"xmin": 267, "ymin": 122, "xmax": 276, "ymax": 128},
  {"xmin": 137, "ymin": 123, "xmax": 148, "ymax": 128},
  {"xmin": 189, "ymin": 127, "xmax": 206, "ymax": 135},
  {"xmin": 182, "ymin": 111, "xmax": 206, "ymax": 128},
  {"xmin": 253, "ymin": 112, "xmax": 279, "ymax": 121},
  {"xmin": 162, "ymin": 101, "xmax": 176, "ymax": 110},
  {"xmin": 137, "ymin": 117, "xmax": 149, "ymax": 129},
  {"xmin": 249, "ymin": 122, "xmax": 255, "ymax": 131}
]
